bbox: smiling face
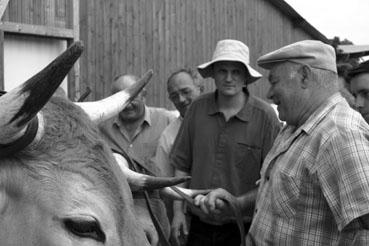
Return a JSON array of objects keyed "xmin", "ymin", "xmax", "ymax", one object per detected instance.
[
  {"xmin": 0, "ymin": 97, "xmax": 150, "ymax": 246},
  {"xmin": 167, "ymin": 72, "xmax": 201, "ymax": 117},
  {"xmin": 112, "ymin": 75, "xmax": 146, "ymax": 123},
  {"xmin": 212, "ymin": 61, "xmax": 248, "ymax": 97},
  {"xmin": 350, "ymin": 73, "xmax": 369, "ymax": 123},
  {"xmin": 266, "ymin": 62, "xmax": 306, "ymax": 126}
]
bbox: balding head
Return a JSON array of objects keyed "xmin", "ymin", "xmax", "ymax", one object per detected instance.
[
  {"xmin": 111, "ymin": 74, "xmax": 146, "ymax": 123},
  {"xmin": 111, "ymin": 75, "xmax": 141, "ymax": 94}
]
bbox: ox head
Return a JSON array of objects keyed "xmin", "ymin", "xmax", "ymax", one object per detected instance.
[{"xmin": 0, "ymin": 42, "xmax": 151, "ymax": 246}]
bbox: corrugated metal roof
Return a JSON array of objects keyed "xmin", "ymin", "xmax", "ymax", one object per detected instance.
[{"xmin": 336, "ymin": 44, "xmax": 369, "ymax": 58}]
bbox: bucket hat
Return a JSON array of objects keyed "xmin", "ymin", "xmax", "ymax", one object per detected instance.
[{"xmin": 197, "ymin": 39, "xmax": 262, "ymax": 84}]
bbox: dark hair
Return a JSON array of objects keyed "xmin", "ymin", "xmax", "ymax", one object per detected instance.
[
  {"xmin": 347, "ymin": 60, "xmax": 369, "ymax": 81},
  {"xmin": 167, "ymin": 68, "xmax": 204, "ymax": 92}
]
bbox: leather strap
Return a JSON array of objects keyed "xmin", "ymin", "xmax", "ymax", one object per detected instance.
[{"xmin": 113, "ymin": 148, "xmax": 171, "ymax": 246}]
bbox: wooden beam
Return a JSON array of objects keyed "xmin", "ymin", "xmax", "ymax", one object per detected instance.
[
  {"xmin": 0, "ymin": 0, "xmax": 10, "ymax": 20},
  {"xmin": 0, "ymin": 30, "xmax": 3, "ymax": 90},
  {"xmin": 68, "ymin": 0, "xmax": 80, "ymax": 100},
  {"xmin": 0, "ymin": 21, "xmax": 74, "ymax": 39}
]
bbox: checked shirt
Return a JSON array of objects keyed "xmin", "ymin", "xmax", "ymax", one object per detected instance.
[{"xmin": 247, "ymin": 93, "xmax": 369, "ymax": 245}]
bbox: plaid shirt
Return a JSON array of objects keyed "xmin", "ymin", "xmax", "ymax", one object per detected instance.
[{"xmin": 247, "ymin": 93, "xmax": 369, "ymax": 245}]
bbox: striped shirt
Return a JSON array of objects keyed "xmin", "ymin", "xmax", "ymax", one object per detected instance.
[{"xmin": 248, "ymin": 93, "xmax": 369, "ymax": 245}]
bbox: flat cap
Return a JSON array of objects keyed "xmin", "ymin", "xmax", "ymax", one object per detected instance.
[
  {"xmin": 348, "ymin": 60, "xmax": 369, "ymax": 79},
  {"xmin": 257, "ymin": 40, "xmax": 337, "ymax": 73}
]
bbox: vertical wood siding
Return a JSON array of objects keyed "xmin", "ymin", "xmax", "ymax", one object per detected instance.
[
  {"xmin": 2, "ymin": 0, "xmax": 71, "ymax": 28},
  {"xmin": 79, "ymin": 0, "xmax": 318, "ymax": 109},
  {"xmin": 2, "ymin": 0, "xmax": 320, "ymax": 108}
]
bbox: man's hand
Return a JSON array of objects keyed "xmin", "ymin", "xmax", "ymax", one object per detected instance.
[
  {"xmin": 193, "ymin": 188, "xmax": 238, "ymax": 224},
  {"xmin": 171, "ymin": 210, "xmax": 188, "ymax": 246}
]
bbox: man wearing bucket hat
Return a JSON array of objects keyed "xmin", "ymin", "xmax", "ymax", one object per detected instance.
[
  {"xmin": 195, "ymin": 40, "xmax": 369, "ymax": 245},
  {"xmin": 170, "ymin": 39, "xmax": 281, "ymax": 246},
  {"xmin": 348, "ymin": 60, "xmax": 369, "ymax": 123}
]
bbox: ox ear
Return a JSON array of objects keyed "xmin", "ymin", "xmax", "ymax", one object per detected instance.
[
  {"xmin": 76, "ymin": 70, "xmax": 153, "ymax": 124},
  {"xmin": 0, "ymin": 42, "xmax": 84, "ymax": 144}
]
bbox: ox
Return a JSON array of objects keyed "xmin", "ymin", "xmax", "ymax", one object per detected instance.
[
  {"xmin": 0, "ymin": 41, "xmax": 211, "ymax": 246},
  {"xmin": 0, "ymin": 41, "xmax": 168, "ymax": 246}
]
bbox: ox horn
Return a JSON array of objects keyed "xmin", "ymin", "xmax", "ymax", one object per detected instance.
[
  {"xmin": 76, "ymin": 70, "xmax": 153, "ymax": 124},
  {"xmin": 0, "ymin": 42, "xmax": 84, "ymax": 144},
  {"xmin": 160, "ymin": 186, "xmax": 213, "ymax": 200},
  {"xmin": 113, "ymin": 153, "xmax": 191, "ymax": 191}
]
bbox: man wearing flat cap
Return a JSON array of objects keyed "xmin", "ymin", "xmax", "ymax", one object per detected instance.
[
  {"xmin": 170, "ymin": 39, "xmax": 281, "ymax": 246},
  {"xmin": 195, "ymin": 40, "xmax": 369, "ymax": 245},
  {"xmin": 348, "ymin": 60, "xmax": 369, "ymax": 123}
]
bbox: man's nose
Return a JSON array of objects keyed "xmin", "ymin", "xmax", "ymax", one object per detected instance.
[
  {"xmin": 226, "ymin": 72, "xmax": 233, "ymax": 82},
  {"xmin": 178, "ymin": 94, "xmax": 186, "ymax": 103}
]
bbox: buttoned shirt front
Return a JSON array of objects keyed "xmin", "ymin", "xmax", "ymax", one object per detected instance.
[
  {"xmin": 99, "ymin": 106, "xmax": 176, "ymax": 175},
  {"xmin": 170, "ymin": 91, "xmax": 281, "ymax": 218},
  {"xmin": 248, "ymin": 93, "xmax": 369, "ymax": 245}
]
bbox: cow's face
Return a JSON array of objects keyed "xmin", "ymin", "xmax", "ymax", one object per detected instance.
[
  {"xmin": 0, "ymin": 42, "xmax": 153, "ymax": 246},
  {"xmin": 0, "ymin": 97, "xmax": 150, "ymax": 246}
]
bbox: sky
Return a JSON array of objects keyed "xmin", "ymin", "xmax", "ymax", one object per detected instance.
[{"xmin": 285, "ymin": 0, "xmax": 369, "ymax": 45}]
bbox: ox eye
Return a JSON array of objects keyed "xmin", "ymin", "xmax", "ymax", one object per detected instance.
[{"xmin": 63, "ymin": 217, "xmax": 106, "ymax": 243}]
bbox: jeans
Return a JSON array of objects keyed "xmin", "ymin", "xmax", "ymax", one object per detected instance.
[{"xmin": 186, "ymin": 215, "xmax": 251, "ymax": 246}]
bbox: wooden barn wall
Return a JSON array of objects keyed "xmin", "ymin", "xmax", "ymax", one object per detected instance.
[
  {"xmin": 1, "ymin": 0, "xmax": 317, "ymax": 107},
  {"xmin": 2, "ymin": 0, "xmax": 72, "ymax": 28},
  {"xmin": 79, "ymin": 0, "xmax": 317, "ymax": 109}
]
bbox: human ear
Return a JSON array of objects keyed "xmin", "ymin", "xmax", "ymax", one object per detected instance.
[{"xmin": 299, "ymin": 65, "xmax": 312, "ymax": 89}]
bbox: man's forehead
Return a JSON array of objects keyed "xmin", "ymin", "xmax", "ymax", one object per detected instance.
[
  {"xmin": 112, "ymin": 75, "xmax": 139, "ymax": 93},
  {"xmin": 214, "ymin": 60, "xmax": 244, "ymax": 69},
  {"xmin": 352, "ymin": 72, "xmax": 369, "ymax": 80},
  {"xmin": 170, "ymin": 73, "xmax": 194, "ymax": 86},
  {"xmin": 268, "ymin": 64, "xmax": 285, "ymax": 80}
]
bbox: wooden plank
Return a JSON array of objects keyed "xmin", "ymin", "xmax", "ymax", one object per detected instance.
[
  {"xmin": 0, "ymin": 30, "xmax": 3, "ymax": 90},
  {"xmin": 95, "ymin": 0, "xmax": 103, "ymax": 99},
  {"xmin": 103, "ymin": 0, "xmax": 111, "ymax": 97},
  {"xmin": 0, "ymin": 21, "xmax": 74, "ymax": 38},
  {"xmin": 117, "ymin": 0, "xmax": 126, "ymax": 77},
  {"xmin": 78, "ymin": 0, "xmax": 87, "ymax": 99},
  {"xmin": 68, "ymin": 0, "xmax": 80, "ymax": 100},
  {"xmin": 110, "ymin": 0, "xmax": 118, "ymax": 82}
]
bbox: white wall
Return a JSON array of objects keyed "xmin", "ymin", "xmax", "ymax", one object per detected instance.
[{"xmin": 4, "ymin": 34, "xmax": 68, "ymax": 93}]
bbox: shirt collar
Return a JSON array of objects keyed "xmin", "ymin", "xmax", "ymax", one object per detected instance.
[
  {"xmin": 297, "ymin": 93, "xmax": 344, "ymax": 135},
  {"xmin": 113, "ymin": 106, "xmax": 151, "ymax": 128},
  {"xmin": 207, "ymin": 90, "xmax": 253, "ymax": 122}
]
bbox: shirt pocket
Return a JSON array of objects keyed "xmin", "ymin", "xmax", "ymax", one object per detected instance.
[
  {"xmin": 271, "ymin": 171, "xmax": 300, "ymax": 219},
  {"xmin": 235, "ymin": 143, "xmax": 262, "ymax": 184}
]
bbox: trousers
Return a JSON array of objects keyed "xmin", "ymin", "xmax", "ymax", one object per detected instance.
[{"xmin": 186, "ymin": 215, "xmax": 251, "ymax": 246}]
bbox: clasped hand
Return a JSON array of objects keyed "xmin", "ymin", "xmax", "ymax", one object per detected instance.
[{"xmin": 192, "ymin": 188, "xmax": 238, "ymax": 225}]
